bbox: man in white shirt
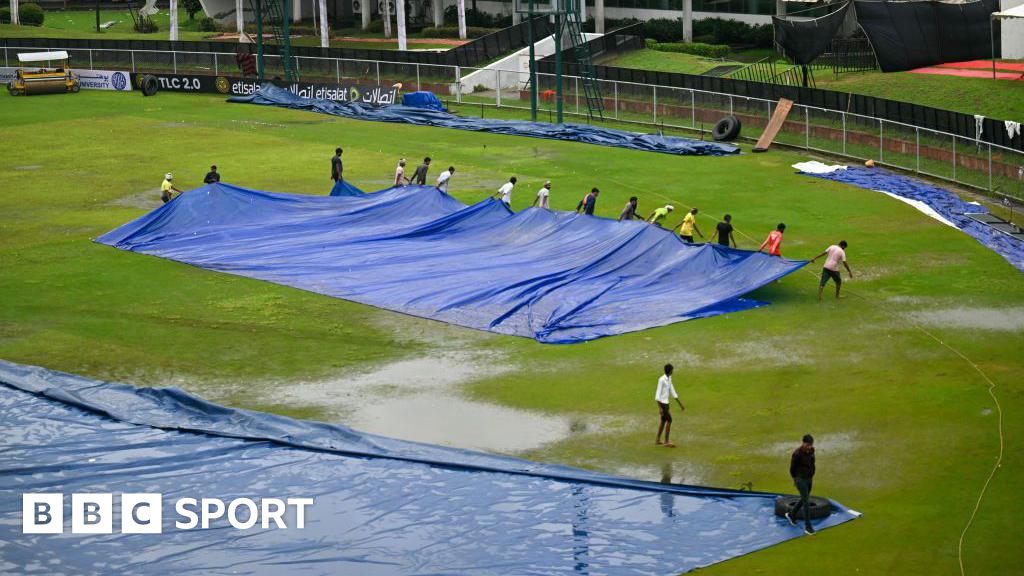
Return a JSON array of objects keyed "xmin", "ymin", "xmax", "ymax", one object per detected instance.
[
  {"xmin": 532, "ymin": 180, "xmax": 552, "ymax": 209},
  {"xmin": 655, "ymin": 364, "xmax": 685, "ymax": 447},
  {"xmin": 435, "ymin": 166, "xmax": 455, "ymax": 193},
  {"xmin": 811, "ymin": 240, "xmax": 853, "ymax": 301},
  {"xmin": 394, "ymin": 159, "xmax": 408, "ymax": 186},
  {"xmin": 493, "ymin": 176, "xmax": 517, "ymax": 208}
]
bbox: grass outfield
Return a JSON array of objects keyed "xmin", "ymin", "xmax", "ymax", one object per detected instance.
[
  {"xmin": 606, "ymin": 49, "xmax": 1024, "ymax": 121},
  {"xmin": 1, "ymin": 90, "xmax": 1022, "ymax": 574}
]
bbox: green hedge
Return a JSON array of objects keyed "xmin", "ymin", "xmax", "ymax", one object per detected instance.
[
  {"xmin": 647, "ymin": 40, "xmax": 730, "ymax": 59},
  {"xmin": 641, "ymin": 17, "xmax": 773, "ymax": 48},
  {"xmin": 0, "ymin": 7, "xmax": 10, "ymax": 24},
  {"xmin": 19, "ymin": 2, "xmax": 45, "ymax": 26},
  {"xmin": 419, "ymin": 25, "xmax": 494, "ymax": 39},
  {"xmin": 198, "ymin": 16, "xmax": 218, "ymax": 32}
]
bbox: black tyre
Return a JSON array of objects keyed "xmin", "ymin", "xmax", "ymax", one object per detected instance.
[
  {"xmin": 70, "ymin": 83, "xmax": 80, "ymax": 93},
  {"xmin": 141, "ymin": 74, "xmax": 159, "ymax": 97},
  {"xmin": 712, "ymin": 115, "xmax": 741, "ymax": 141},
  {"xmin": 774, "ymin": 495, "xmax": 832, "ymax": 520}
]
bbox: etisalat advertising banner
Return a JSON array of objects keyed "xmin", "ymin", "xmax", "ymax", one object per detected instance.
[{"xmin": 128, "ymin": 72, "xmax": 401, "ymax": 105}]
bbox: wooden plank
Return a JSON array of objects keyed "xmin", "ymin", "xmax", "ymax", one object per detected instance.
[{"xmin": 753, "ymin": 97, "xmax": 794, "ymax": 153}]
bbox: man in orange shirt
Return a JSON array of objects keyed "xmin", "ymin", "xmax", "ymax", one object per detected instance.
[{"xmin": 758, "ymin": 223, "xmax": 786, "ymax": 256}]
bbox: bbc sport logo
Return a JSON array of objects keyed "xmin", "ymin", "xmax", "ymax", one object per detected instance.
[{"xmin": 22, "ymin": 493, "xmax": 314, "ymax": 534}]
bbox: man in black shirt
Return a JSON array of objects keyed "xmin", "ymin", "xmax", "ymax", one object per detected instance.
[
  {"xmin": 787, "ymin": 434, "xmax": 817, "ymax": 535},
  {"xmin": 576, "ymin": 187, "xmax": 599, "ymax": 215},
  {"xmin": 708, "ymin": 214, "xmax": 736, "ymax": 248},
  {"xmin": 203, "ymin": 165, "xmax": 220, "ymax": 184},
  {"xmin": 331, "ymin": 148, "xmax": 344, "ymax": 182},
  {"xmin": 618, "ymin": 196, "xmax": 640, "ymax": 221},
  {"xmin": 411, "ymin": 157, "xmax": 431, "ymax": 185}
]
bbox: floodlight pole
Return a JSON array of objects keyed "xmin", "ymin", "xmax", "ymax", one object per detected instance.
[
  {"xmin": 255, "ymin": 0, "xmax": 265, "ymax": 81},
  {"xmin": 528, "ymin": 0, "xmax": 538, "ymax": 121},
  {"xmin": 990, "ymin": 16, "xmax": 995, "ymax": 80},
  {"xmin": 554, "ymin": 4, "xmax": 563, "ymax": 123}
]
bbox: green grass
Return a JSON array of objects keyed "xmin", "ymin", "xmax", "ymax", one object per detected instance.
[
  {"xmin": 605, "ymin": 49, "xmax": 1024, "ymax": 121},
  {"xmin": 1, "ymin": 90, "xmax": 1023, "ymax": 575}
]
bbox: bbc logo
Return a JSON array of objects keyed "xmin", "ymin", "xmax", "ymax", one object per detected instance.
[{"xmin": 24, "ymin": 493, "xmax": 162, "ymax": 534}]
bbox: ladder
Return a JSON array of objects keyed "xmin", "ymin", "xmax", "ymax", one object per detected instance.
[
  {"xmin": 563, "ymin": 0, "xmax": 603, "ymax": 121},
  {"xmin": 247, "ymin": 0, "xmax": 299, "ymax": 82}
]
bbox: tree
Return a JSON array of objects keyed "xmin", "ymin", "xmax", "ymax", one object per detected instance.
[{"xmin": 182, "ymin": 0, "xmax": 203, "ymax": 20}]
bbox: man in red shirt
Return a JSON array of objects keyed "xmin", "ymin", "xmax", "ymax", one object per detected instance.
[{"xmin": 758, "ymin": 223, "xmax": 786, "ymax": 256}]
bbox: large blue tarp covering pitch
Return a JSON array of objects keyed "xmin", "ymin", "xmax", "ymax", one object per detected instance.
[
  {"xmin": 96, "ymin": 183, "xmax": 807, "ymax": 343},
  {"xmin": 801, "ymin": 166, "xmax": 1024, "ymax": 272},
  {"xmin": 0, "ymin": 360, "xmax": 858, "ymax": 575},
  {"xmin": 229, "ymin": 85, "xmax": 740, "ymax": 157}
]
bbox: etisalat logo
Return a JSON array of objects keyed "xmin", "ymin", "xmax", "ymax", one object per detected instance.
[{"xmin": 22, "ymin": 494, "xmax": 314, "ymax": 534}]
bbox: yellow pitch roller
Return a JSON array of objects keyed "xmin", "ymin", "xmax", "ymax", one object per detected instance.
[{"xmin": 7, "ymin": 51, "xmax": 80, "ymax": 96}]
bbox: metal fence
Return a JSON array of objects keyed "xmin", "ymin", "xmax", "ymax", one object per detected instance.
[{"xmin": 4, "ymin": 44, "xmax": 1021, "ymax": 201}]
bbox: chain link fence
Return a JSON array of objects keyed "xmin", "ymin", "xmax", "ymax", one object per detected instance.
[{"xmin": 5, "ymin": 44, "xmax": 1022, "ymax": 202}]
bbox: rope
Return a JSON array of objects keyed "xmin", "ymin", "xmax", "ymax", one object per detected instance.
[{"xmin": 599, "ymin": 176, "xmax": 1005, "ymax": 575}]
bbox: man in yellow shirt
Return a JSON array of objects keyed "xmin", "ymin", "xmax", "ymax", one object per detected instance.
[
  {"xmin": 161, "ymin": 173, "xmax": 182, "ymax": 203},
  {"xmin": 646, "ymin": 204, "xmax": 674, "ymax": 227},
  {"xmin": 677, "ymin": 208, "xmax": 704, "ymax": 243}
]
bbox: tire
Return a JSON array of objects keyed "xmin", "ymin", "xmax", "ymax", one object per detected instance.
[
  {"xmin": 774, "ymin": 495, "xmax": 832, "ymax": 520},
  {"xmin": 70, "ymin": 83, "xmax": 80, "ymax": 93},
  {"xmin": 141, "ymin": 74, "xmax": 159, "ymax": 97},
  {"xmin": 712, "ymin": 115, "xmax": 741, "ymax": 142}
]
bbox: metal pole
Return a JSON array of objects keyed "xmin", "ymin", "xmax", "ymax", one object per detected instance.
[
  {"xmin": 528, "ymin": 0, "xmax": 537, "ymax": 122},
  {"xmin": 173, "ymin": 51, "xmax": 177, "ymax": 73},
  {"xmin": 842, "ymin": 112, "xmax": 846, "ymax": 155},
  {"xmin": 575, "ymin": 75, "xmax": 579, "ymax": 115},
  {"xmin": 497, "ymin": 69, "xmax": 502, "ymax": 108},
  {"xmin": 336, "ymin": 58, "xmax": 340, "ymax": 84},
  {"xmin": 653, "ymin": 85, "xmax": 657, "ymax": 124},
  {"xmin": 376, "ymin": 61, "xmax": 380, "ymax": 85},
  {"xmin": 456, "ymin": 65, "xmax": 462, "ymax": 103},
  {"xmin": 805, "ymin": 106, "xmax": 809, "ymax": 150},
  {"xmin": 96, "ymin": 0, "xmax": 100, "ymax": 32},
  {"xmin": 991, "ymin": 18, "xmax": 996, "ymax": 80},
  {"xmin": 214, "ymin": 53, "xmax": 218, "ymax": 75},
  {"xmin": 555, "ymin": 13, "xmax": 563, "ymax": 123},
  {"xmin": 879, "ymin": 120, "xmax": 884, "ymax": 163},
  {"xmin": 255, "ymin": 0, "xmax": 264, "ymax": 81},
  {"xmin": 691, "ymin": 89, "xmax": 695, "ymax": 128},
  {"xmin": 131, "ymin": 49, "xmax": 135, "ymax": 72},
  {"xmin": 989, "ymin": 144, "xmax": 993, "ymax": 191},
  {"xmin": 89, "ymin": 49, "xmax": 93, "ymax": 70},
  {"xmin": 916, "ymin": 128, "xmax": 920, "ymax": 173},
  {"xmin": 416, "ymin": 63, "xmax": 420, "ymax": 91},
  {"xmin": 953, "ymin": 136, "xmax": 958, "ymax": 182},
  {"xmin": 614, "ymin": 81, "xmax": 618, "ymax": 119}
]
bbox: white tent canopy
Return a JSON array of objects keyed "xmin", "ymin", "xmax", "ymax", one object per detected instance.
[
  {"xmin": 992, "ymin": 5, "xmax": 1024, "ymax": 18},
  {"xmin": 17, "ymin": 51, "xmax": 69, "ymax": 63}
]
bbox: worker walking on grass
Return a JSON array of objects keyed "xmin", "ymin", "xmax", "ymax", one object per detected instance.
[
  {"xmin": 786, "ymin": 434, "xmax": 817, "ymax": 535},
  {"xmin": 494, "ymin": 176, "xmax": 517, "ymax": 208},
  {"xmin": 677, "ymin": 208, "xmax": 703, "ymax": 243},
  {"xmin": 203, "ymin": 165, "xmax": 220, "ymax": 184},
  {"xmin": 708, "ymin": 214, "xmax": 737, "ymax": 248},
  {"xmin": 533, "ymin": 181, "xmax": 552, "ymax": 209},
  {"xmin": 646, "ymin": 205, "xmax": 674, "ymax": 227},
  {"xmin": 759, "ymin": 223, "xmax": 786, "ymax": 256},
  {"xmin": 811, "ymin": 240, "xmax": 853, "ymax": 300},
  {"xmin": 618, "ymin": 196, "xmax": 640, "ymax": 221},
  {"xmin": 160, "ymin": 173, "xmax": 182, "ymax": 203},
  {"xmin": 331, "ymin": 147, "xmax": 344, "ymax": 183},
  {"xmin": 411, "ymin": 157, "xmax": 431, "ymax": 185},
  {"xmin": 436, "ymin": 166, "xmax": 455, "ymax": 193},
  {"xmin": 394, "ymin": 159, "xmax": 409, "ymax": 186},
  {"xmin": 576, "ymin": 188, "xmax": 599, "ymax": 215},
  {"xmin": 655, "ymin": 364, "xmax": 685, "ymax": 448}
]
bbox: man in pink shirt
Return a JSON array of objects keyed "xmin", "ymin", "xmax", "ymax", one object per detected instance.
[
  {"xmin": 758, "ymin": 223, "xmax": 786, "ymax": 256},
  {"xmin": 811, "ymin": 240, "xmax": 853, "ymax": 300}
]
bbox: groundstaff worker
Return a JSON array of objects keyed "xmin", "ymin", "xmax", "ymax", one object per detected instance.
[
  {"xmin": 331, "ymin": 147, "xmax": 344, "ymax": 183},
  {"xmin": 787, "ymin": 434, "xmax": 817, "ymax": 535},
  {"xmin": 203, "ymin": 165, "xmax": 220, "ymax": 184},
  {"xmin": 411, "ymin": 157, "xmax": 431, "ymax": 185},
  {"xmin": 161, "ymin": 173, "xmax": 182, "ymax": 203},
  {"xmin": 655, "ymin": 364, "xmax": 685, "ymax": 448},
  {"xmin": 436, "ymin": 166, "xmax": 455, "ymax": 193},
  {"xmin": 811, "ymin": 240, "xmax": 853, "ymax": 300}
]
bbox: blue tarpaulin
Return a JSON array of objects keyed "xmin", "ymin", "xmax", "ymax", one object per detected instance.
[
  {"xmin": 96, "ymin": 183, "xmax": 807, "ymax": 343},
  {"xmin": 329, "ymin": 179, "xmax": 365, "ymax": 196},
  {"xmin": 229, "ymin": 85, "xmax": 740, "ymax": 157},
  {"xmin": 800, "ymin": 166, "xmax": 1024, "ymax": 272},
  {"xmin": 402, "ymin": 90, "xmax": 446, "ymax": 112},
  {"xmin": 0, "ymin": 360, "xmax": 858, "ymax": 575}
]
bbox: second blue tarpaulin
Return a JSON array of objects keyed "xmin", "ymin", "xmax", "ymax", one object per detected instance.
[
  {"xmin": 97, "ymin": 183, "xmax": 807, "ymax": 343},
  {"xmin": 229, "ymin": 84, "xmax": 740, "ymax": 157},
  {"xmin": 797, "ymin": 164, "xmax": 1024, "ymax": 272},
  {"xmin": 0, "ymin": 360, "xmax": 858, "ymax": 575},
  {"xmin": 402, "ymin": 90, "xmax": 447, "ymax": 112}
]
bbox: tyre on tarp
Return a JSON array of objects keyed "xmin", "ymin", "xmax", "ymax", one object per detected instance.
[
  {"xmin": 141, "ymin": 75, "xmax": 159, "ymax": 97},
  {"xmin": 712, "ymin": 116, "xmax": 741, "ymax": 141},
  {"xmin": 774, "ymin": 495, "xmax": 832, "ymax": 520}
]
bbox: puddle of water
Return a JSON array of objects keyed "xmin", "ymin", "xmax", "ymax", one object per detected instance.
[
  {"xmin": 611, "ymin": 461, "xmax": 707, "ymax": 486},
  {"xmin": 109, "ymin": 189, "xmax": 164, "ymax": 210},
  {"xmin": 227, "ymin": 351, "xmax": 579, "ymax": 454},
  {"xmin": 756, "ymin": 432, "xmax": 861, "ymax": 458},
  {"xmin": 911, "ymin": 307, "xmax": 1024, "ymax": 331}
]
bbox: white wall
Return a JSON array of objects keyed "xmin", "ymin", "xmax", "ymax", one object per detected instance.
[
  {"xmin": 457, "ymin": 32, "xmax": 600, "ymax": 93},
  {"xmin": 1002, "ymin": 0, "xmax": 1024, "ymax": 59}
]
